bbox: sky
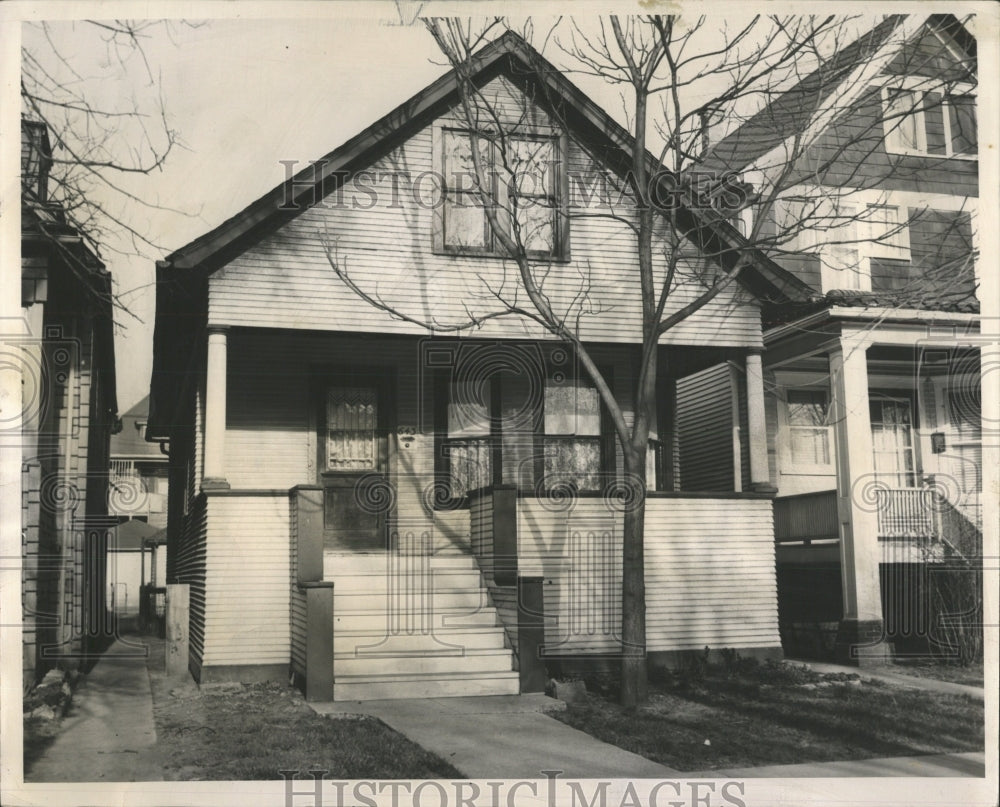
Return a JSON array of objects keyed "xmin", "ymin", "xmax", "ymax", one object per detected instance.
[{"xmin": 7, "ymin": 2, "xmax": 987, "ymax": 412}]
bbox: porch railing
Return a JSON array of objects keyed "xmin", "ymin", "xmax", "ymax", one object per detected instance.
[
  {"xmin": 774, "ymin": 490, "xmax": 838, "ymax": 545},
  {"xmin": 875, "ymin": 487, "xmax": 936, "ymax": 539}
]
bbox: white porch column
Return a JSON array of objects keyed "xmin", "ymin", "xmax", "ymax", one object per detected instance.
[
  {"xmin": 829, "ymin": 335, "xmax": 886, "ymax": 663},
  {"xmin": 745, "ymin": 351, "xmax": 774, "ymax": 491},
  {"xmin": 202, "ymin": 326, "xmax": 229, "ymax": 489}
]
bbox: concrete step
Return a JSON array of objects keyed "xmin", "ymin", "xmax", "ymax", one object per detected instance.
[
  {"xmin": 330, "ymin": 568, "xmax": 486, "ymax": 592},
  {"xmin": 335, "ymin": 648, "xmax": 514, "ymax": 677},
  {"xmin": 334, "ymin": 670, "xmax": 520, "ymax": 702},
  {"xmin": 336, "ymin": 626, "xmax": 508, "ymax": 654},
  {"xmin": 334, "ymin": 606, "xmax": 499, "ymax": 632},
  {"xmin": 324, "ymin": 553, "xmax": 479, "ymax": 577},
  {"xmin": 333, "ymin": 587, "xmax": 491, "ymax": 612}
]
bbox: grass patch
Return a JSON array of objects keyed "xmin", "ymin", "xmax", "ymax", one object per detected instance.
[
  {"xmin": 880, "ymin": 659, "xmax": 984, "ymax": 687},
  {"xmin": 145, "ymin": 639, "xmax": 461, "ymax": 780},
  {"xmin": 552, "ymin": 659, "xmax": 983, "ymax": 772}
]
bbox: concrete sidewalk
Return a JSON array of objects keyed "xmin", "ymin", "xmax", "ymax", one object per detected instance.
[
  {"xmin": 686, "ymin": 751, "xmax": 986, "ymax": 778},
  {"xmin": 312, "ymin": 694, "xmax": 681, "ymax": 778},
  {"xmin": 26, "ymin": 636, "xmax": 164, "ymax": 782},
  {"xmin": 314, "ymin": 690, "xmax": 985, "ymax": 780},
  {"xmin": 790, "ymin": 659, "xmax": 985, "ymax": 700}
]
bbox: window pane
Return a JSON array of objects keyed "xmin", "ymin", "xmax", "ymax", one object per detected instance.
[
  {"xmin": 789, "ymin": 427, "xmax": 830, "ymax": 465},
  {"xmin": 443, "ymin": 130, "xmax": 491, "ymax": 180},
  {"xmin": 922, "ymin": 93, "xmax": 947, "ymax": 155},
  {"xmin": 444, "ymin": 196, "xmax": 488, "ymax": 249},
  {"xmin": 514, "ymin": 202, "xmax": 555, "ymax": 253},
  {"xmin": 500, "ymin": 369, "xmax": 537, "ymax": 487},
  {"xmin": 448, "ymin": 379, "xmax": 491, "ymax": 436},
  {"xmin": 545, "ymin": 381, "xmax": 600, "ymax": 435},
  {"xmin": 447, "ymin": 439, "xmax": 492, "ymax": 497},
  {"xmin": 326, "ymin": 387, "xmax": 377, "ymax": 470},
  {"xmin": 948, "ymin": 95, "xmax": 977, "ymax": 154},
  {"xmin": 544, "ymin": 438, "xmax": 601, "ymax": 491},
  {"xmin": 511, "ymin": 138, "xmax": 556, "ymax": 196},
  {"xmin": 787, "ymin": 390, "xmax": 828, "ymax": 426},
  {"xmin": 885, "ymin": 89, "xmax": 921, "ymax": 151}
]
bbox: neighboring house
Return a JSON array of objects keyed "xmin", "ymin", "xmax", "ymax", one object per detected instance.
[
  {"xmin": 148, "ymin": 32, "xmax": 815, "ymax": 699},
  {"xmin": 20, "ymin": 118, "xmax": 119, "ymax": 685},
  {"xmin": 107, "ymin": 395, "xmax": 168, "ymax": 619},
  {"xmin": 703, "ymin": 15, "xmax": 981, "ymax": 663}
]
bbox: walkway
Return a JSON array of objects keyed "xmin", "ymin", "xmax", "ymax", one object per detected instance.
[
  {"xmin": 312, "ymin": 694, "xmax": 681, "ymax": 778},
  {"xmin": 25, "ymin": 636, "xmax": 163, "ymax": 782},
  {"xmin": 790, "ymin": 659, "xmax": 985, "ymax": 700}
]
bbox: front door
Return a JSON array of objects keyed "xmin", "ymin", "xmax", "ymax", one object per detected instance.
[{"xmin": 319, "ymin": 371, "xmax": 393, "ymax": 552}]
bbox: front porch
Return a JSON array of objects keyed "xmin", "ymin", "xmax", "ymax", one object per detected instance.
[
  {"xmin": 167, "ymin": 327, "xmax": 785, "ymax": 698},
  {"xmin": 765, "ymin": 309, "xmax": 983, "ymax": 663}
]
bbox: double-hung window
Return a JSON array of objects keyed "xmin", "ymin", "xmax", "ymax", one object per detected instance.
[
  {"xmin": 437, "ymin": 128, "xmax": 565, "ymax": 258},
  {"xmin": 883, "ymin": 86, "xmax": 977, "ymax": 159},
  {"xmin": 785, "ymin": 389, "xmax": 832, "ymax": 469},
  {"xmin": 436, "ymin": 345, "xmax": 610, "ymax": 502},
  {"xmin": 864, "ymin": 203, "xmax": 910, "ymax": 260}
]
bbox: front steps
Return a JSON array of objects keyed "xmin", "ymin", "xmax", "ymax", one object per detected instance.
[{"xmin": 326, "ymin": 552, "xmax": 520, "ymax": 701}]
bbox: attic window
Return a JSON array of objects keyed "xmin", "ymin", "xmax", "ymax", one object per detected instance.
[
  {"xmin": 882, "ymin": 86, "xmax": 977, "ymax": 159},
  {"xmin": 434, "ymin": 127, "xmax": 566, "ymax": 259}
]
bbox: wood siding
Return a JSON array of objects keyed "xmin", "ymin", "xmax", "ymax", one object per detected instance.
[
  {"xmin": 208, "ymin": 76, "xmax": 762, "ymax": 349},
  {"xmin": 200, "ymin": 493, "xmax": 291, "ymax": 668},
  {"xmin": 516, "ymin": 496, "xmax": 780, "ymax": 654},
  {"xmin": 676, "ymin": 364, "xmax": 737, "ymax": 492},
  {"xmin": 796, "ymin": 86, "xmax": 977, "ymax": 198},
  {"xmin": 289, "ymin": 493, "xmax": 306, "ymax": 678},
  {"xmin": 644, "ymin": 497, "xmax": 780, "ymax": 651},
  {"xmin": 173, "ymin": 494, "xmax": 208, "ymax": 670}
]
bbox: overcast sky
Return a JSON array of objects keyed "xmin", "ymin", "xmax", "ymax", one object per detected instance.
[{"xmin": 10, "ymin": 3, "xmax": 985, "ymax": 411}]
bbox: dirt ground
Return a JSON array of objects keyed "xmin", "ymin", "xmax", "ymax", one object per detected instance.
[{"xmin": 143, "ymin": 636, "xmax": 461, "ymax": 780}]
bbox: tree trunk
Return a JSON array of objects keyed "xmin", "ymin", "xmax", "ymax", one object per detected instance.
[{"xmin": 620, "ymin": 447, "xmax": 648, "ymax": 708}]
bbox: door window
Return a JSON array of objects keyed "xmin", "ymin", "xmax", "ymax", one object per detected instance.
[
  {"xmin": 326, "ymin": 387, "xmax": 377, "ymax": 471},
  {"xmin": 870, "ymin": 395, "xmax": 917, "ymax": 488}
]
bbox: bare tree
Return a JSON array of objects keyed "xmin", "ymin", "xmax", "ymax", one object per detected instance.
[
  {"xmin": 326, "ymin": 14, "xmax": 977, "ymax": 706},
  {"xmin": 21, "ymin": 20, "xmax": 200, "ymax": 316}
]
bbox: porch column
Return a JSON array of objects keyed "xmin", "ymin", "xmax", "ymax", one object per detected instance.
[
  {"xmin": 745, "ymin": 351, "xmax": 774, "ymax": 492},
  {"xmin": 202, "ymin": 326, "xmax": 229, "ymax": 489},
  {"xmin": 829, "ymin": 335, "xmax": 886, "ymax": 664}
]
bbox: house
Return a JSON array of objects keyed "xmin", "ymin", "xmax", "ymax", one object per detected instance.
[
  {"xmin": 107, "ymin": 396, "xmax": 168, "ymax": 624},
  {"xmin": 20, "ymin": 118, "xmax": 119, "ymax": 685},
  {"xmin": 702, "ymin": 15, "xmax": 981, "ymax": 663},
  {"xmin": 148, "ymin": 32, "xmax": 816, "ymax": 700}
]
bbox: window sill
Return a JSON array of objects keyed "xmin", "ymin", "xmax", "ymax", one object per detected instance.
[
  {"xmin": 884, "ymin": 146, "xmax": 978, "ymax": 162},
  {"xmin": 432, "ymin": 246, "xmax": 571, "ymax": 264}
]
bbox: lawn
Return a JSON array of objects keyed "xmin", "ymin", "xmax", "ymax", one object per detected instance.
[
  {"xmin": 145, "ymin": 638, "xmax": 462, "ymax": 780},
  {"xmin": 879, "ymin": 659, "xmax": 984, "ymax": 687},
  {"xmin": 552, "ymin": 659, "xmax": 984, "ymax": 772}
]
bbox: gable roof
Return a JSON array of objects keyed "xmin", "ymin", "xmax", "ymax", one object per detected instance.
[
  {"xmin": 701, "ymin": 14, "xmax": 974, "ymax": 175},
  {"xmin": 112, "ymin": 395, "xmax": 165, "ymax": 459},
  {"xmin": 160, "ymin": 30, "xmax": 811, "ymax": 305}
]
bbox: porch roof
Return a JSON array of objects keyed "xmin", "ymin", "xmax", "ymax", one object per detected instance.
[{"xmin": 763, "ymin": 303, "xmax": 981, "ymax": 367}]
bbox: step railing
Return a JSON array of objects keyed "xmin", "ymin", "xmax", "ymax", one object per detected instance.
[
  {"xmin": 468, "ymin": 486, "xmax": 547, "ymax": 693},
  {"xmin": 290, "ymin": 485, "xmax": 334, "ymax": 702},
  {"xmin": 875, "ymin": 487, "xmax": 936, "ymax": 539}
]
